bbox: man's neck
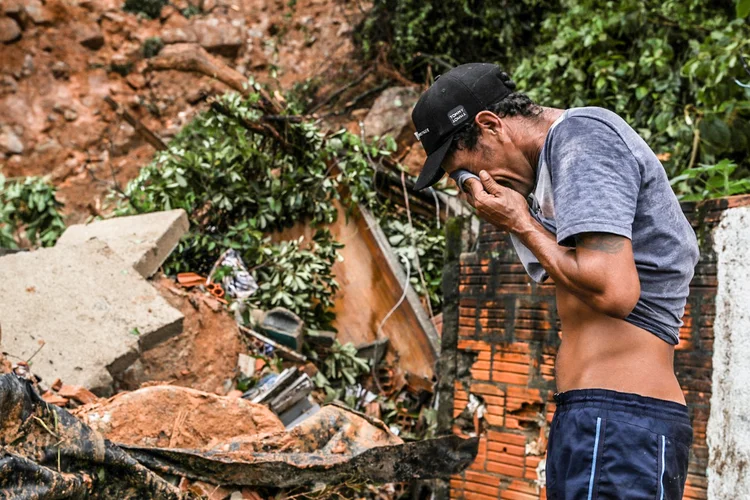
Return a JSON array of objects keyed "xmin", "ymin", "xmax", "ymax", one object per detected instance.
[{"xmin": 509, "ymin": 107, "xmax": 565, "ymax": 172}]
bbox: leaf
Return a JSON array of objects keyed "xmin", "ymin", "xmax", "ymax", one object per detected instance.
[{"xmin": 738, "ymin": 0, "xmax": 750, "ymax": 18}]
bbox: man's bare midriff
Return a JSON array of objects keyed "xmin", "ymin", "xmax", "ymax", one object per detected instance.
[{"xmin": 555, "ymin": 285, "xmax": 686, "ymax": 405}]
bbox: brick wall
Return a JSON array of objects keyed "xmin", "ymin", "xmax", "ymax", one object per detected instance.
[{"xmin": 440, "ymin": 196, "xmax": 750, "ymax": 500}]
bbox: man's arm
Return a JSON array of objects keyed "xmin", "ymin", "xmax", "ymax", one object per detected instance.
[
  {"xmin": 516, "ymin": 219, "xmax": 640, "ymax": 318},
  {"xmin": 466, "ymin": 171, "xmax": 640, "ymax": 319}
]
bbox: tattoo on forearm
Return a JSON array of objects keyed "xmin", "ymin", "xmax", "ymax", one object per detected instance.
[{"xmin": 576, "ymin": 234, "xmax": 625, "ymax": 254}]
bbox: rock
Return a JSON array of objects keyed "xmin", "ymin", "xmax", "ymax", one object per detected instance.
[
  {"xmin": 0, "ymin": 17, "xmax": 21, "ymax": 44},
  {"xmin": 21, "ymin": 54, "xmax": 34, "ymax": 77},
  {"xmin": 34, "ymin": 138, "xmax": 62, "ymax": 156},
  {"xmin": 191, "ymin": 18, "xmax": 244, "ymax": 57},
  {"xmin": 125, "ymin": 72, "xmax": 146, "ymax": 89},
  {"xmin": 23, "ymin": 0, "xmax": 54, "ymax": 25},
  {"xmin": 0, "ymin": 129, "xmax": 23, "ymax": 154},
  {"xmin": 2, "ymin": 0, "xmax": 24, "ymax": 21},
  {"xmin": 78, "ymin": 22, "xmax": 104, "ymax": 50},
  {"xmin": 362, "ymin": 86, "xmax": 421, "ymax": 142},
  {"xmin": 161, "ymin": 27, "xmax": 197, "ymax": 44},
  {"xmin": 0, "ymin": 75, "xmax": 18, "ymax": 95},
  {"xmin": 0, "ymin": 239, "xmax": 184, "ymax": 393},
  {"xmin": 63, "ymin": 108, "xmax": 78, "ymax": 121},
  {"xmin": 50, "ymin": 60, "xmax": 70, "ymax": 80},
  {"xmin": 56, "ymin": 209, "xmax": 190, "ymax": 279},
  {"xmin": 58, "ymin": 384, "xmax": 99, "ymax": 404}
]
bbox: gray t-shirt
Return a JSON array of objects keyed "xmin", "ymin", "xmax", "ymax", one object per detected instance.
[{"xmin": 521, "ymin": 106, "xmax": 699, "ymax": 345}]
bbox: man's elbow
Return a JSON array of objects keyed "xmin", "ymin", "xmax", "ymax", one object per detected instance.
[{"xmin": 592, "ymin": 282, "xmax": 641, "ymax": 319}]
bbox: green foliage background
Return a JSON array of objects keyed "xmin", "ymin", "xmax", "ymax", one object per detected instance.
[
  {"xmin": 0, "ymin": 175, "xmax": 66, "ymax": 249},
  {"xmin": 359, "ymin": 0, "xmax": 750, "ymax": 200}
]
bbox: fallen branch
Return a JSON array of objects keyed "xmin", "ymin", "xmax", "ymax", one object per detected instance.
[
  {"xmin": 307, "ymin": 67, "xmax": 374, "ymax": 115},
  {"xmin": 146, "ymin": 43, "xmax": 282, "ymax": 114},
  {"xmin": 209, "ymin": 98, "xmax": 300, "ymax": 154},
  {"xmin": 104, "ymin": 96, "xmax": 167, "ymax": 151}
]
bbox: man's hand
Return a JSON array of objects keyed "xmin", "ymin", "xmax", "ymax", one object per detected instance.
[{"xmin": 464, "ymin": 170, "xmax": 533, "ymax": 234}]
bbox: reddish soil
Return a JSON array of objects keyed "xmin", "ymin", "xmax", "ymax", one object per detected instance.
[
  {"xmin": 0, "ymin": 354, "xmax": 11, "ymax": 374},
  {"xmin": 74, "ymin": 385, "xmax": 403, "ymax": 465},
  {"xmin": 73, "ymin": 384, "xmax": 285, "ymax": 449},
  {"xmin": 1, "ymin": 0, "xmax": 367, "ymax": 224},
  {"xmin": 125, "ymin": 277, "xmax": 247, "ymax": 394}
]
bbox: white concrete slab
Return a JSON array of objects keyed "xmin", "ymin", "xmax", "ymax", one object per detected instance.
[
  {"xmin": 0, "ymin": 239, "xmax": 183, "ymax": 393},
  {"xmin": 708, "ymin": 205, "xmax": 750, "ymax": 498},
  {"xmin": 56, "ymin": 209, "xmax": 189, "ymax": 278}
]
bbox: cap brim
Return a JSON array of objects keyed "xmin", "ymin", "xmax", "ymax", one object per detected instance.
[{"xmin": 414, "ymin": 137, "xmax": 453, "ymax": 191}]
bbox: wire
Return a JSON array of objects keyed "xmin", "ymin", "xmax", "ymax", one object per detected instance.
[{"xmin": 376, "ymin": 252, "xmax": 411, "ymax": 339}]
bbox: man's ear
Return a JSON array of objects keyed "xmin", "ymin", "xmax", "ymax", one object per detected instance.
[{"xmin": 474, "ymin": 110, "xmax": 504, "ymax": 139}]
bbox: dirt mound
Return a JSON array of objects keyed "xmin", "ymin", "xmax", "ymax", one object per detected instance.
[
  {"xmin": 1, "ymin": 0, "xmax": 366, "ymax": 223},
  {"xmin": 74, "ymin": 384, "xmax": 285, "ymax": 449},
  {"xmin": 119, "ymin": 277, "xmax": 246, "ymax": 394}
]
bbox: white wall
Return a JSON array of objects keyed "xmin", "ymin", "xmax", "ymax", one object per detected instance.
[{"xmin": 707, "ymin": 206, "xmax": 750, "ymax": 498}]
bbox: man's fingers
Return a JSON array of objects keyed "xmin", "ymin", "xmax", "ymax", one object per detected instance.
[
  {"xmin": 465, "ymin": 178, "xmax": 485, "ymax": 204},
  {"xmin": 479, "ymin": 170, "xmax": 505, "ymax": 195}
]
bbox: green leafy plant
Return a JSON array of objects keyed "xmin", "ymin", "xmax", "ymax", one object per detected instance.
[
  {"xmin": 122, "ymin": 0, "xmax": 167, "ymax": 19},
  {"xmin": 249, "ymin": 230, "xmax": 343, "ymax": 329},
  {"xmin": 670, "ymin": 159, "xmax": 750, "ymax": 201},
  {"xmin": 382, "ymin": 215, "xmax": 445, "ymax": 311},
  {"xmin": 738, "ymin": 0, "xmax": 750, "ymax": 19},
  {"xmin": 0, "ymin": 175, "xmax": 66, "ymax": 249},
  {"xmin": 142, "ymin": 37, "xmax": 164, "ymax": 59},
  {"xmin": 357, "ymin": 0, "xmax": 552, "ymax": 83},
  {"xmin": 312, "ymin": 340, "xmax": 371, "ymax": 403},
  {"xmin": 360, "ymin": 0, "xmax": 750, "ymax": 201},
  {"xmin": 114, "ymin": 86, "xmax": 440, "ymax": 329}
]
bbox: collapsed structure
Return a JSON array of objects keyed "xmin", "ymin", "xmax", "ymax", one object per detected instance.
[{"xmin": 0, "ymin": 207, "xmax": 477, "ymax": 498}]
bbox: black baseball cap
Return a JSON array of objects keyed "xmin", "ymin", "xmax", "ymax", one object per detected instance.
[{"xmin": 411, "ymin": 63, "xmax": 514, "ymax": 190}]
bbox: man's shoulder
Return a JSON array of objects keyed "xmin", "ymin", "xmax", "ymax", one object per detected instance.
[
  {"xmin": 546, "ymin": 106, "xmax": 636, "ymax": 159},
  {"xmin": 558, "ymin": 106, "xmax": 631, "ymax": 134}
]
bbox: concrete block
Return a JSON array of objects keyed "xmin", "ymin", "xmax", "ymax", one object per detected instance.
[
  {"xmin": 56, "ymin": 209, "xmax": 189, "ymax": 278},
  {"xmin": 0, "ymin": 239, "xmax": 183, "ymax": 393},
  {"xmin": 708, "ymin": 206, "xmax": 750, "ymax": 498}
]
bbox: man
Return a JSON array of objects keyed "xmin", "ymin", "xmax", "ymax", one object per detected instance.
[{"xmin": 411, "ymin": 63, "xmax": 699, "ymax": 499}]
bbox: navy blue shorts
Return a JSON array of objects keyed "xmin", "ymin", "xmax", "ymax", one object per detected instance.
[{"xmin": 546, "ymin": 389, "xmax": 692, "ymax": 500}]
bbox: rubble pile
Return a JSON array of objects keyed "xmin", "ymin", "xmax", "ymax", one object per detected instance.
[
  {"xmin": 0, "ymin": 208, "xmax": 477, "ymax": 498},
  {"xmin": 0, "ymin": 0, "xmax": 480, "ymax": 496}
]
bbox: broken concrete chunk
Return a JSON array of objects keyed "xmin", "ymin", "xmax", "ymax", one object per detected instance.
[
  {"xmin": 306, "ymin": 329, "xmax": 336, "ymax": 350},
  {"xmin": 0, "ymin": 239, "xmax": 183, "ymax": 393},
  {"xmin": 56, "ymin": 209, "xmax": 189, "ymax": 278},
  {"xmin": 0, "ymin": 17, "xmax": 21, "ymax": 44},
  {"xmin": 356, "ymin": 338, "xmax": 389, "ymax": 366}
]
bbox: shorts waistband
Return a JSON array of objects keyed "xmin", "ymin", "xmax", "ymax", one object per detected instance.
[{"xmin": 553, "ymin": 388, "xmax": 690, "ymax": 422}]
